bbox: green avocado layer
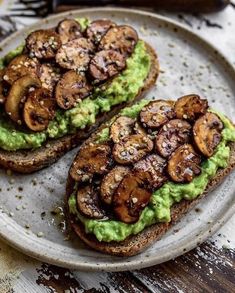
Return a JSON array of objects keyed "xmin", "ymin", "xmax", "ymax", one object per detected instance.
[
  {"xmin": 0, "ymin": 39, "xmax": 150, "ymax": 151},
  {"xmin": 68, "ymin": 106, "xmax": 235, "ymax": 242}
]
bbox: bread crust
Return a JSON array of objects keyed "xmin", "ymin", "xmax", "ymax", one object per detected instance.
[
  {"xmin": 65, "ymin": 129, "xmax": 235, "ymax": 256},
  {"xmin": 0, "ymin": 42, "xmax": 159, "ymax": 173}
]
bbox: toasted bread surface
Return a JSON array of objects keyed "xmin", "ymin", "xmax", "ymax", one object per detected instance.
[{"xmin": 0, "ymin": 42, "xmax": 159, "ymax": 173}]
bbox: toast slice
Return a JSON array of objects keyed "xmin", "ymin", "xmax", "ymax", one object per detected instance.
[
  {"xmin": 65, "ymin": 141, "xmax": 235, "ymax": 257},
  {"xmin": 0, "ymin": 42, "xmax": 159, "ymax": 173}
]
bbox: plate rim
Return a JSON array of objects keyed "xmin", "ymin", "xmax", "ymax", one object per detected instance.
[{"xmin": 0, "ymin": 7, "xmax": 235, "ymax": 272}]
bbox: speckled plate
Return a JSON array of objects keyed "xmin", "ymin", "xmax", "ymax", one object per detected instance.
[{"xmin": 0, "ymin": 8, "xmax": 235, "ymax": 272}]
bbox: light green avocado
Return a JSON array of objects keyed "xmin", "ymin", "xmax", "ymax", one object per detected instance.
[
  {"xmin": 0, "ymin": 40, "xmax": 150, "ymax": 151},
  {"xmin": 68, "ymin": 110, "xmax": 235, "ymax": 242}
]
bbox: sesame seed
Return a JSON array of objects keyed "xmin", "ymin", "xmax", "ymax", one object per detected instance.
[{"xmin": 37, "ymin": 232, "xmax": 44, "ymax": 238}]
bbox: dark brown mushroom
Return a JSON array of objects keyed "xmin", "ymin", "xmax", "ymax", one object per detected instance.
[
  {"xmin": 55, "ymin": 70, "xmax": 92, "ymax": 110},
  {"xmin": 70, "ymin": 143, "xmax": 112, "ymax": 183},
  {"xmin": 98, "ymin": 25, "xmax": 138, "ymax": 56},
  {"xmin": 39, "ymin": 63, "xmax": 61, "ymax": 92},
  {"xmin": 77, "ymin": 185, "xmax": 105, "ymax": 219},
  {"xmin": 57, "ymin": 19, "xmax": 82, "ymax": 44},
  {"xmin": 139, "ymin": 100, "xmax": 175, "ymax": 129},
  {"xmin": 100, "ymin": 166, "xmax": 129, "ymax": 205},
  {"xmin": 112, "ymin": 134, "xmax": 153, "ymax": 165},
  {"xmin": 26, "ymin": 30, "xmax": 61, "ymax": 59},
  {"xmin": 89, "ymin": 50, "xmax": 126, "ymax": 83},
  {"xmin": 23, "ymin": 88, "xmax": 56, "ymax": 132},
  {"xmin": 155, "ymin": 119, "xmax": 192, "ymax": 158},
  {"xmin": 110, "ymin": 116, "xmax": 135, "ymax": 143},
  {"xmin": 56, "ymin": 38, "xmax": 95, "ymax": 71},
  {"xmin": 0, "ymin": 69, "xmax": 8, "ymax": 104},
  {"xmin": 193, "ymin": 112, "xmax": 223, "ymax": 157},
  {"xmin": 168, "ymin": 144, "xmax": 201, "ymax": 183},
  {"xmin": 175, "ymin": 94, "xmax": 208, "ymax": 121}
]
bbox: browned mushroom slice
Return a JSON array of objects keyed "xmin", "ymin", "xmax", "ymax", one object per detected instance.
[
  {"xmin": 3, "ymin": 54, "xmax": 40, "ymax": 85},
  {"xmin": 99, "ymin": 25, "xmax": 138, "ymax": 56},
  {"xmin": 57, "ymin": 19, "xmax": 82, "ymax": 44},
  {"xmin": 175, "ymin": 94, "xmax": 208, "ymax": 121},
  {"xmin": 139, "ymin": 100, "xmax": 175, "ymax": 129},
  {"xmin": 39, "ymin": 63, "xmax": 61, "ymax": 92},
  {"xmin": 70, "ymin": 143, "xmax": 112, "ymax": 183},
  {"xmin": 133, "ymin": 121, "xmax": 147, "ymax": 136},
  {"xmin": 168, "ymin": 144, "xmax": 201, "ymax": 183},
  {"xmin": 56, "ymin": 38, "xmax": 95, "ymax": 71},
  {"xmin": 26, "ymin": 30, "xmax": 61, "ymax": 59},
  {"xmin": 100, "ymin": 166, "xmax": 129, "ymax": 205},
  {"xmin": 155, "ymin": 119, "xmax": 192, "ymax": 158},
  {"xmin": 5, "ymin": 75, "xmax": 41, "ymax": 124},
  {"xmin": 85, "ymin": 19, "xmax": 116, "ymax": 45},
  {"xmin": 23, "ymin": 88, "xmax": 56, "ymax": 132},
  {"xmin": 0, "ymin": 69, "xmax": 8, "ymax": 104},
  {"xmin": 193, "ymin": 112, "xmax": 223, "ymax": 157},
  {"xmin": 113, "ymin": 172, "xmax": 151, "ymax": 223},
  {"xmin": 134, "ymin": 154, "xmax": 167, "ymax": 189},
  {"xmin": 110, "ymin": 116, "xmax": 135, "ymax": 143},
  {"xmin": 113, "ymin": 134, "xmax": 153, "ymax": 165},
  {"xmin": 89, "ymin": 50, "xmax": 126, "ymax": 83},
  {"xmin": 55, "ymin": 70, "xmax": 92, "ymax": 110},
  {"xmin": 77, "ymin": 185, "xmax": 105, "ymax": 219}
]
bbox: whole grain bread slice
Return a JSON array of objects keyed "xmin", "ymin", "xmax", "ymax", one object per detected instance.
[
  {"xmin": 65, "ymin": 135, "xmax": 235, "ymax": 256},
  {"xmin": 0, "ymin": 42, "xmax": 159, "ymax": 173}
]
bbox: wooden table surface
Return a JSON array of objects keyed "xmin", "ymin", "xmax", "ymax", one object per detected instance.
[{"xmin": 0, "ymin": 2, "xmax": 235, "ymax": 292}]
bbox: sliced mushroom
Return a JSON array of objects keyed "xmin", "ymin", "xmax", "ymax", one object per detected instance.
[
  {"xmin": 56, "ymin": 38, "xmax": 95, "ymax": 71},
  {"xmin": 193, "ymin": 112, "xmax": 223, "ymax": 157},
  {"xmin": 133, "ymin": 121, "xmax": 147, "ymax": 136},
  {"xmin": 100, "ymin": 166, "xmax": 129, "ymax": 205},
  {"xmin": 175, "ymin": 94, "xmax": 208, "ymax": 121},
  {"xmin": 89, "ymin": 50, "xmax": 126, "ymax": 83},
  {"xmin": 70, "ymin": 143, "xmax": 112, "ymax": 183},
  {"xmin": 39, "ymin": 63, "xmax": 61, "ymax": 92},
  {"xmin": 168, "ymin": 144, "xmax": 201, "ymax": 183},
  {"xmin": 3, "ymin": 54, "xmax": 40, "ymax": 85},
  {"xmin": 139, "ymin": 100, "xmax": 175, "ymax": 129},
  {"xmin": 26, "ymin": 30, "xmax": 62, "ymax": 59},
  {"xmin": 112, "ymin": 134, "xmax": 153, "ymax": 165},
  {"xmin": 5, "ymin": 75, "xmax": 41, "ymax": 124},
  {"xmin": 0, "ymin": 69, "xmax": 8, "ymax": 104},
  {"xmin": 77, "ymin": 185, "xmax": 105, "ymax": 219},
  {"xmin": 23, "ymin": 88, "xmax": 56, "ymax": 131},
  {"xmin": 98, "ymin": 25, "xmax": 138, "ymax": 56},
  {"xmin": 113, "ymin": 172, "xmax": 151, "ymax": 223},
  {"xmin": 155, "ymin": 119, "xmax": 192, "ymax": 158},
  {"xmin": 57, "ymin": 19, "xmax": 82, "ymax": 44},
  {"xmin": 110, "ymin": 116, "xmax": 135, "ymax": 143},
  {"xmin": 55, "ymin": 70, "xmax": 92, "ymax": 110},
  {"xmin": 85, "ymin": 19, "xmax": 116, "ymax": 45},
  {"xmin": 134, "ymin": 154, "xmax": 167, "ymax": 189}
]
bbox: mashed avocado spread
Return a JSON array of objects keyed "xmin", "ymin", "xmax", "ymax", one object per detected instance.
[
  {"xmin": 0, "ymin": 25, "xmax": 150, "ymax": 151},
  {"xmin": 68, "ymin": 104, "xmax": 235, "ymax": 242}
]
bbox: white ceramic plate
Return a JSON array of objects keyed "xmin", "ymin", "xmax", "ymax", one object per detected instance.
[{"xmin": 0, "ymin": 8, "xmax": 235, "ymax": 272}]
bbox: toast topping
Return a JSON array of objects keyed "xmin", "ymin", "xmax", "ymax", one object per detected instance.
[
  {"xmin": 70, "ymin": 143, "xmax": 112, "ymax": 183},
  {"xmin": 175, "ymin": 94, "xmax": 208, "ymax": 121},
  {"xmin": 39, "ymin": 63, "xmax": 61, "ymax": 92},
  {"xmin": 85, "ymin": 19, "xmax": 116, "ymax": 45},
  {"xmin": 155, "ymin": 119, "xmax": 192, "ymax": 158},
  {"xmin": 112, "ymin": 134, "xmax": 153, "ymax": 164},
  {"xmin": 55, "ymin": 70, "xmax": 92, "ymax": 109},
  {"xmin": 77, "ymin": 185, "xmax": 105, "ymax": 219},
  {"xmin": 5, "ymin": 75, "xmax": 41, "ymax": 124},
  {"xmin": 140, "ymin": 100, "xmax": 175, "ymax": 129},
  {"xmin": 100, "ymin": 166, "xmax": 129, "ymax": 205},
  {"xmin": 57, "ymin": 19, "xmax": 82, "ymax": 44},
  {"xmin": 193, "ymin": 112, "xmax": 223, "ymax": 157},
  {"xmin": 0, "ymin": 69, "xmax": 8, "ymax": 104},
  {"xmin": 110, "ymin": 116, "xmax": 135, "ymax": 143},
  {"xmin": 168, "ymin": 144, "xmax": 201, "ymax": 182},
  {"xmin": 26, "ymin": 30, "xmax": 62, "ymax": 59},
  {"xmin": 98, "ymin": 25, "xmax": 138, "ymax": 56},
  {"xmin": 23, "ymin": 88, "xmax": 56, "ymax": 131},
  {"xmin": 89, "ymin": 50, "xmax": 126, "ymax": 83}
]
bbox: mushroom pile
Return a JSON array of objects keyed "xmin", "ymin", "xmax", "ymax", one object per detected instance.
[
  {"xmin": 0, "ymin": 19, "xmax": 138, "ymax": 131},
  {"xmin": 70, "ymin": 95, "xmax": 224, "ymax": 224}
]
